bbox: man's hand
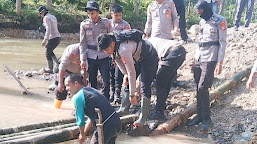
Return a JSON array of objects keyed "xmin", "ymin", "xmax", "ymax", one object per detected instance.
[
  {"xmin": 129, "ymin": 92, "xmax": 138, "ymax": 105},
  {"xmin": 215, "ymin": 61, "xmax": 223, "ymax": 75},
  {"xmin": 57, "ymin": 82, "xmax": 64, "ymax": 92},
  {"xmin": 80, "ymin": 60, "xmax": 86, "ymax": 70},
  {"xmin": 123, "ymin": 74, "xmax": 129, "ymax": 85},
  {"xmin": 42, "ymin": 39, "xmax": 47, "ymax": 47},
  {"xmin": 78, "ymin": 134, "xmax": 86, "ymax": 144},
  {"xmin": 143, "ymin": 32, "xmax": 149, "ymax": 39}
]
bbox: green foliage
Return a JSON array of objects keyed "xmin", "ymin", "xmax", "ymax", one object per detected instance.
[{"xmin": 1, "ymin": 0, "xmax": 257, "ymax": 32}]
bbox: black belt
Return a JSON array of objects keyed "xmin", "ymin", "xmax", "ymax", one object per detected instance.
[
  {"xmin": 87, "ymin": 45, "xmax": 97, "ymax": 50},
  {"xmin": 199, "ymin": 41, "xmax": 219, "ymax": 47},
  {"xmin": 65, "ymin": 70, "xmax": 73, "ymax": 74}
]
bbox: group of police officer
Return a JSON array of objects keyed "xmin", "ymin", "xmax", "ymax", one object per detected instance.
[{"xmin": 38, "ymin": 0, "xmax": 228, "ymax": 143}]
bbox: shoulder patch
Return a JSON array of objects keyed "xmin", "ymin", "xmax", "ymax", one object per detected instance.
[
  {"xmin": 69, "ymin": 54, "xmax": 74, "ymax": 60},
  {"xmin": 219, "ymin": 20, "xmax": 226, "ymax": 31}
]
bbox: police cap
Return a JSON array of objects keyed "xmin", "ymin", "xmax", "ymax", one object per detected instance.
[
  {"xmin": 85, "ymin": 1, "xmax": 102, "ymax": 14},
  {"xmin": 111, "ymin": 4, "xmax": 123, "ymax": 13},
  {"xmin": 38, "ymin": 6, "xmax": 48, "ymax": 14}
]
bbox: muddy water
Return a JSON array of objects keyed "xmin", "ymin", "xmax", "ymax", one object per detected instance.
[{"xmin": 0, "ymin": 38, "xmax": 213, "ymax": 143}]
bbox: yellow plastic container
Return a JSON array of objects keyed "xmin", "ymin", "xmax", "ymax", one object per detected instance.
[{"xmin": 54, "ymin": 99, "xmax": 63, "ymax": 109}]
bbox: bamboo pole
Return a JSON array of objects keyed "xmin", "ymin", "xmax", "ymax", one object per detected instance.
[
  {"xmin": 1, "ymin": 114, "xmax": 138, "ymax": 143},
  {"xmin": 0, "ymin": 118, "xmax": 76, "ymax": 135},
  {"xmin": 151, "ymin": 66, "xmax": 252, "ymax": 136}
]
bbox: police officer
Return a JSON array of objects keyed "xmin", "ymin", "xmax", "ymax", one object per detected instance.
[
  {"xmin": 79, "ymin": 1, "xmax": 112, "ymax": 99},
  {"xmin": 64, "ymin": 74, "xmax": 121, "ymax": 144},
  {"xmin": 187, "ymin": 1, "xmax": 227, "ymax": 131},
  {"xmin": 144, "ymin": 0, "xmax": 186, "ymax": 88},
  {"xmin": 109, "ymin": 4, "xmax": 131, "ymax": 104},
  {"xmin": 38, "ymin": 6, "xmax": 61, "ymax": 74},
  {"xmin": 54, "ymin": 43, "xmax": 87, "ymax": 109},
  {"xmin": 173, "ymin": 0, "xmax": 190, "ymax": 42},
  {"xmin": 97, "ymin": 33, "xmax": 158, "ymax": 127},
  {"xmin": 234, "ymin": 0, "xmax": 255, "ymax": 31}
]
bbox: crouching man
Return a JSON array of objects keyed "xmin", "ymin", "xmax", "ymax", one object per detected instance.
[
  {"xmin": 65, "ymin": 74, "xmax": 121, "ymax": 144},
  {"xmin": 54, "ymin": 43, "xmax": 87, "ymax": 109}
]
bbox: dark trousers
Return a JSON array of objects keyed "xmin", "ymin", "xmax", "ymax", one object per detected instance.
[
  {"xmin": 138, "ymin": 49, "xmax": 158, "ymax": 98},
  {"xmin": 175, "ymin": 6, "xmax": 188, "ymax": 40},
  {"xmin": 90, "ymin": 114, "xmax": 121, "ymax": 144},
  {"xmin": 110, "ymin": 60, "xmax": 116, "ymax": 97},
  {"xmin": 88, "ymin": 57, "xmax": 110, "ymax": 99},
  {"xmin": 45, "ymin": 37, "xmax": 60, "ymax": 60},
  {"xmin": 114, "ymin": 66, "xmax": 124, "ymax": 97},
  {"xmin": 54, "ymin": 78, "xmax": 68, "ymax": 100},
  {"xmin": 193, "ymin": 60, "xmax": 217, "ymax": 121},
  {"xmin": 155, "ymin": 46, "xmax": 186, "ymax": 111},
  {"xmin": 234, "ymin": 0, "xmax": 254, "ymax": 27}
]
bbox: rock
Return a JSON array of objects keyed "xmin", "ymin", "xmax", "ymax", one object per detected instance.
[
  {"xmin": 188, "ymin": 24, "xmax": 199, "ymax": 35},
  {"xmin": 24, "ymin": 72, "xmax": 32, "ymax": 77}
]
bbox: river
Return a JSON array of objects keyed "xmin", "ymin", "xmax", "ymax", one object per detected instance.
[{"xmin": 0, "ymin": 38, "xmax": 213, "ymax": 144}]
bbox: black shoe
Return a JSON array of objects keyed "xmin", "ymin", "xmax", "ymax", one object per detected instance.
[
  {"xmin": 187, "ymin": 115, "xmax": 202, "ymax": 126},
  {"xmin": 172, "ymin": 80, "xmax": 186, "ymax": 88},
  {"xmin": 148, "ymin": 110, "xmax": 166, "ymax": 121},
  {"xmin": 199, "ymin": 119, "xmax": 213, "ymax": 131}
]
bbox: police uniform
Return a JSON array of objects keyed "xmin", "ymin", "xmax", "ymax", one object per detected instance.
[
  {"xmin": 145, "ymin": 0, "xmax": 186, "ymax": 119},
  {"xmin": 148, "ymin": 37, "xmax": 186, "ymax": 117},
  {"xmin": 55, "ymin": 43, "xmax": 81, "ymax": 100},
  {"xmin": 79, "ymin": 17, "xmax": 112, "ymax": 99},
  {"xmin": 43, "ymin": 12, "xmax": 61, "ymax": 71},
  {"xmin": 110, "ymin": 19, "xmax": 131, "ymax": 103},
  {"xmin": 173, "ymin": 0, "xmax": 189, "ymax": 41},
  {"xmin": 192, "ymin": 12, "xmax": 227, "ymax": 129},
  {"xmin": 234, "ymin": 0, "xmax": 254, "ymax": 28},
  {"xmin": 144, "ymin": 0, "xmax": 179, "ymax": 39},
  {"xmin": 115, "ymin": 39, "xmax": 158, "ymax": 126}
]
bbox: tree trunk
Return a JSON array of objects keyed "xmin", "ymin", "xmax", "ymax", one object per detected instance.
[
  {"xmin": 101, "ymin": 0, "xmax": 105, "ymax": 11},
  {"xmin": 16, "ymin": 0, "xmax": 22, "ymax": 16},
  {"xmin": 134, "ymin": 0, "xmax": 141, "ymax": 17},
  {"xmin": 219, "ymin": 0, "xmax": 226, "ymax": 15},
  {"xmin": 47, "ymin": 0, "xmax": 52, "ymax": 10},
  {"xmin": 109, "ymin": 0, "xmax": 116, "ymax": 12}
]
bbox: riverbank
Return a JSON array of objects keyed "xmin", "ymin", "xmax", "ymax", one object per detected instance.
[{"xmin": 0, "ymin": 24, "xmax": 257, "ymax": 143}]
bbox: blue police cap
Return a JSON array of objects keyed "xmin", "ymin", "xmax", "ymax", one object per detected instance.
[
  {"xmin": 85, "ymin": 1, "xmax": 102, "ymax": 14},
  {"xmin": 111, "ymin": 4, "xmax": 123, "ymax": 13},
  {"xmin": 38, "ymin": 6, "xmax": 48, "ymax": 14}
]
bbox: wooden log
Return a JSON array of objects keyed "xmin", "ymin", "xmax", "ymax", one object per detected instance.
[
  {"xmin": 151, "ymin": 67, "xmax": 252, "ymax": 136},
  {"xmin": 3, "ymin": 64, "xmax": 30, "ymax": 95}
]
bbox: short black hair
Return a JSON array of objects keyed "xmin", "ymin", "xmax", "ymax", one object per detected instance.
[
  {"xmin": 67, "ymin": 74, "xmax": 84, "ymax": 85},
  {"xmin": 194, "ymin": 0, "xmax": 210, "ymax": 11},
  {"xmin": 111, "ymin": 4, "xmax": 123, "ymax": 13},
  {"xmin": 97, "ymin": 33, "xmax": 115, "ymax": 51}
]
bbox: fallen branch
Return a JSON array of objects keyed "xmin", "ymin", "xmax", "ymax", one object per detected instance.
[{"xmin": 3, "ymin": 64, "xmax": 30, "ymax": 95}]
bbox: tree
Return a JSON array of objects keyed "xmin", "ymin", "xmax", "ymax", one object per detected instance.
[
  {"xmin": 109, "ymin": 0, "xmax": 116, "ymax": 12},
  {"xmin": 47, "ymin": 0, "xmax": 52, "ymax": 10},
  {"xmin": 134, "ymin": 0, "xmax": 140, "ymax": 17},
  {"xmin": 16, "ymin": 0, "xmax": 22, "ymax": 16},
  {"xmin": 101, "ymin": 0, "xmax": 105, "ymax": 11}
]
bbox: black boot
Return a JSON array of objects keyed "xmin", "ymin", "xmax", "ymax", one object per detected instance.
[
  {"xmin": 199, "ymin": 118, "xmax": 213, "ymax": 131},
  {"xmin": 187, "ymin": 115, "xmax": 202, "ymax": 126}
]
